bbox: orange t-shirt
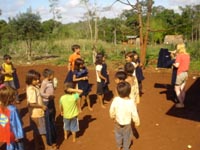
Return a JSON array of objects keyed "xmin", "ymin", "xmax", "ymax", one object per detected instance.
[{"xmin": 68, "ymin": 53, "xmax": 81, "ymax": 71}]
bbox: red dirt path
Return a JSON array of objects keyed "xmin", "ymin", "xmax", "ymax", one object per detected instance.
[{"xmin": 1, "ymin": 65, "xmax": 200, "ymax": 150}]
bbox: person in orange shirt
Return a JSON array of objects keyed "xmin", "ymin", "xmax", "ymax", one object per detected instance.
[{"xmin": 64, "ymin": 44, "xmax": 81, "ymax": 83}]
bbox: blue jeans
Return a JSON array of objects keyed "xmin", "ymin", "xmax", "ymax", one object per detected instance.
[{"xmin": 114, "ymin": 123, "xmax": 132, "ymax": 150}]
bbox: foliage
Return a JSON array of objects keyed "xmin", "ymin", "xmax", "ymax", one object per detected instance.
[
  {"xmin": 8, "ymin": 7, "xmax": 42, "ymax": 60},
  {"xmin": 0, "ymin": 2, "xmax": 200, "ymax": 71},
  {"xmin": 187, "ymin": 41, "xmax": 200, "ymax": 61}
]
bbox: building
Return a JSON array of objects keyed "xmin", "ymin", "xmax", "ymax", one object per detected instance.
[{"xmin": 164, "ymin": 35, "xmax": 184, "ymax": 45}]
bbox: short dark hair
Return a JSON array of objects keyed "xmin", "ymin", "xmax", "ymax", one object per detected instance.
[
  {"xmin": 42, "ymin": 68, "xmax": 54, "ymax": 78},
  {"xmin": 115, "ymin": 71, "xmax": 127, "ymax": 81},
  {"xmin": 132, "ymin": 50, "xmax": 137, "ymax": 55},
  {"xmin": 64, "ymin": 82, "xmax": 75, "ymax": 94},
  {"xmin": 71, "ymin": 44, "xmax": 80, "ymax": 52},
  {"xmin": 124, "ymin": 62, "xmax": 135, "ymax": 76},
  {"xmin": 74, "ymin": 58, "xmax": 84, "ymax": 71},
  {"xmin": 3, "ymin": 54, "xmax": 12, "ymax": 60},
  {"xmin": 125, "ymin": 51, "xmax": 134, "ymax": 59},
  {"xmin": 25, "ymin": 69, "xmax": 40, "ymax": 85},
  {"xmin": 117, "ymin": 81, "xmax": 131, "ymax": 98},
  {"xmin": 95, "ymin": 53, "xmax": 104, "ymax": 65}
]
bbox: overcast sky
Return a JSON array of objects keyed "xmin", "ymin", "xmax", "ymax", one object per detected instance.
[{"xmin": 0, "ymin": 0, "xmax": 199, "ymax": 24}]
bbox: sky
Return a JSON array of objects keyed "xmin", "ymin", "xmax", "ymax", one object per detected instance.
[{"xmin": 0, "ymin": 0, "xmax": 199, "ymax": 24}]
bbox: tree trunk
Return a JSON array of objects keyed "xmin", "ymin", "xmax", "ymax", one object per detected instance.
[
  {"xmin": 199, "ymin": 24, "xmax": 200, "ymax": 41},
  {"xmin": 191, "ymin": 25, "xmax": 194, "ymax": 42},
  {"xmin": 26, "ymin": 39, "xmax": 32, "ymax": 61},
  {"xmin": 113, "ymin": 28, "xmax": 117, "ymax": 46},
  {"xmin": 94, "ymin": 17, "xmax": 98, "ymax": 44},
  {"xmin": 88, "ymin": 19, "xmax": 93, "ymax": 42},
  {"xmin": 137, "ymin": 0, "xmax": 152, "ymax": 66},
  {"xmin": 136, "ymin": 1, "xmax": 144, "ymax": 65}
]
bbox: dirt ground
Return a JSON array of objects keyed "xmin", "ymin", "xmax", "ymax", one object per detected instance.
[{"xmin": 1, "ymin": 64, "xmax": 200, "ymax": 150}]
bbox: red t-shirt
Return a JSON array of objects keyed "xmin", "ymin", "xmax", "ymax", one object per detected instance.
[
  {"xmin": 175, "ymin": 53, "xmax": 190, "ymax": 75},
  {"xmin": 0, "ymin": 107, "xmax": 15, "ymax": 144}
]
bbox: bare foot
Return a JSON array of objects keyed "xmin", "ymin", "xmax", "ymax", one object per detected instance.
[
  {"xmin": 72, "ymin": 138, "xmax": 76, "ymax": 142},
  {"xmin": 64, "ymin": 132, "xmax": 68, "ymax": 140},
  {"xmin": 79, "ymin": 109, "xmax": 82, "ymax": 113},
  {"xmin": 104, "ymin": 100, "xmax": 110, "ymax": 104},
  {"xmin": 64, "ymin": 134, "xmax": 68, "ymax": 140},
  {"xmin": 88, "ymin": 107, "xmax": 93, "ymax": 111},
  {"xmin": 101, "ymin": 105, "xmax": 106, "ymax": 109},
  {"xmin": 52, "ymin": 144, "xmax": 58, "ymax": 150}
]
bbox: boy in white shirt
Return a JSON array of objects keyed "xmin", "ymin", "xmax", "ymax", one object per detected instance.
[{"xmin": 109, "ymin": 81, "xmax": 140, "ymax": 150}]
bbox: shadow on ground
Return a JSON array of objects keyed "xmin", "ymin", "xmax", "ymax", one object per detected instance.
[{"xmin": 155, "ymin": 78, "xmax": 200, "ymax": 122}]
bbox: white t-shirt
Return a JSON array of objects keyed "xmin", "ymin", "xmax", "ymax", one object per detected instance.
[
  {"xmin": 26, "ymin": 85, "xmax": 44, "ymax": 118},
  {"xmin": 96, "ymin": 64, "xmax": 102, "ymax": 82},
  {"xmin": 131, "ymin": 62, "xmax": 136, "ymax": 76},
  {"xmin": 109, "ymin": 96, "xmax": 140, "ymax": 126}
]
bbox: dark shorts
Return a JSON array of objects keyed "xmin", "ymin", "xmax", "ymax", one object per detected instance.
[
  {"xmin": 64, "ymin": 70, "xmax": 73, "ymax": 83},
  {"xmin": 96, "ymin": 82, "xmax": 109, "ymax": 95}
]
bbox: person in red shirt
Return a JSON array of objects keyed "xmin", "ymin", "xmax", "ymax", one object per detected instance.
[
  {"xmin": 0, "ymin": 86, "xmax": 24, "ymax": 150},
  {"xmin": 173, "ymin": 43, "xmax": 190, "ymax": 108}
]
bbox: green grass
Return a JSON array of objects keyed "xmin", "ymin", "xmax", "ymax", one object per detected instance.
[{"xmin": 1, "ymin": 39, "xmax": 200, "ymax": 73}]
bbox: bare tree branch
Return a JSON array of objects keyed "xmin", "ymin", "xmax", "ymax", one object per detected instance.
[{"xmin": 117, "ymin": 0, "xmax": 135, "ymax": 9}]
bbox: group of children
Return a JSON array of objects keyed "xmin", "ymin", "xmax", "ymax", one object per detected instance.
[
  {"xmin": 0, "ymin": 54, "xmax": 24, "ymax": 150},
  {"xmin": 109, "ymin": 51, "xmax": 144, "ymax": 150},
  {"xmin": 0, "ymin": 61, "xmax": 58, "ymax": 149},
  {"xmin": 0, "ymin": 44, "xmax": 144, "ymax": 150},
  {"xmin": 63, "ymin": 44, "xmax": 144, "ymax": 150}
]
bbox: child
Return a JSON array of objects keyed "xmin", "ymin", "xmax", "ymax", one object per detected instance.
[
  {"xmin": 64, "ymin": 44, "xmax": 81, "ymax": 83},
  {"xmin": 59, "ymin": 82, "xmax": 82, "ymax": 142},
  {"xmin": 73, "ymin": 58, "xmax": 93, "ymax": 111},
  {"xmin": 124, "ymin": 62, "xmax": 140, "ymax": 104},
  {"xmin": 25, "ymin": 69, "xmax": 50, "ymax": 150},
  {"xmin": 95, "ymin": 53, "xmax": 109, "ymax": 108},
  {"xmin": 114, "ymin": 70, "xmax": 127, "ymax": 84},
  {"xmin": 1, "ymin": 54, "xmax": 20, "ymax": 104},
  {"xmin": 114, "ymin": 70, "xmax": 127, "ymax": 96},
  {"xmin": 0, "ymin": 86, "xmax": 24, "ymax": 150},
  {"xmin": 132, "ymin": 51, "xmax": 145, "ymax": 96},
  {"xmin": 109, "ymin": 81, "xmax": 140, "ymax": 150},
  {"xmin": 125, "ymin": 52, "xmax": 136, "ymax": 77},
  {"xmin": 40, "ymin": 68, "xmax": 57, "ymax": 147},
  {"xmin": 102, "ymin": 54, "xmax": 110, "ymax": 94},
  {"xmin": 40, "ymin": 69, "xmax": 56, "ymax": 116}
]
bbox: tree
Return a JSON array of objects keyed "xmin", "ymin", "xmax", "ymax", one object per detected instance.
[
  {"xmin": 117, "ymin": 0, "xmax": 153, "ymax": 65},
  {"xmin": 81, "ymin": 0, "xmax": 96, "ymax": 42},
  {"xmin": 179, "ymin": 5, "xmax": 200, "ymax": 42},
  {"xmin": 0, "ymin": 20, "xmax": 8, "ymax": 49},
  {"xmin": 9, "ymin": 8, "xmax": 42, "ymax": 60},
  {"xmin": 81, "ymin": 0, "xmax": 102, "ymax": 53},
  {"xmin": 150, "ymin": 6, "xmax": 180, "ymax": 43},
  {"xmin": 49, "ymin": 0, "xmax": 62, "ymax": 32}
]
